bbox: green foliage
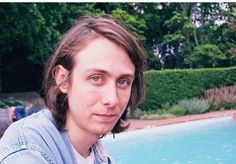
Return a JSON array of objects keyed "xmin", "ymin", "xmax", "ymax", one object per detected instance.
[
  {"xmin": 168, "ymin": 105, "xmax": 187, "ymax": 116},
  {"xmin": 208, "ymin": 102, "xmax": 217, "ymax": 112},
  {"xmin": 164, "ymin": 12, "xmax": 185, "ymax": 28},
  {"xmin": 0, "ymin": 3, "xmax": 100, "ymax": 92},
  {"xmin": 166, "ymin": 98, "xmax": 210, "ymax": 116},
  {"xmin": 0, "ymin": 99, "xmax": 23, "ymax": 108},
  {"xmin": 176, "ymin": 98, "xmax": 210, "ymax": 114},
  {"xmin": 112, "ymin": 8, "xmax": 146, "ymax": 42},
  {"xmin": 140, "ymin": 113, "xmax": 175, "ymax": 120},
  {"xmin": 183, "ymin": 21, "xmax": 195, "ymax": 33},
  {"xmin": 1, "ymin": 3, "xmax": 236, "ymax": 93},
  {"xmin": 162, "ymin": 9, "xmax": 195, "ymax": 68},
  {"xmin": 189, "ymin": 44, "xmax": 226, "ymax": 68},
  {"xmin": 219, "ymin": 102, "xmax": 236, "ymax": 110},
  {"xmin": 140, "ymin": 114, "xmax": 161, "ymax": 120},
  {"xmin": 203, "ymin": 85, "xmax": 236, "ymax": 111},
  {"xmin": 163, "ymin": 34, "xmax": 185, "ymax": 45},
  {"xmin": 130, "ymin": 108, "xmax": 143, "ymax": 119},
  {"xmin": 139, "ymin": 66, "xmax": 236, "ymax": 111}
]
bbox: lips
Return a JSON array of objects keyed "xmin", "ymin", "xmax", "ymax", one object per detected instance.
[{"xmin": 94, "ymin": 113, "xmax": 117, "ymax": 122}]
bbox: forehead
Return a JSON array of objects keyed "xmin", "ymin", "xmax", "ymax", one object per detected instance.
[{"xmin": 72, "ymin": 37, "xmax": 135, "ymax": 75}]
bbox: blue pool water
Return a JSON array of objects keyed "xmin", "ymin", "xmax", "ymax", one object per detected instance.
[{"xmin": 102, "ymin": 116, "xmax": 236, "ymax": 164}]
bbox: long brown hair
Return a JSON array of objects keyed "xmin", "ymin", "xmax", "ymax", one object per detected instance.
[{"xmin": 43, "ymin": 15, "xmax": 146, "ymax": 133}]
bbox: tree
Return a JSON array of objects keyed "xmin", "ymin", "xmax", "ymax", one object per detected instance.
[
  {"xmin": 218, "ymin": 3, "xmax": 236, "ymax": 66},
  {"xmin": 1, "ymin": 2, "xmax": 236, "ymax": 93},
  {"xmin": 162, "ymin": 9, "xmax": 195, "ymax": 68},
  {"xmin": 190, "ymin": 44, "xmax": 226, "ymax": 68},
  {"xmin": 112, "ymin": 8, "xmax": 146, "ymax": 42},
  {"xmin": 0, "ymin": 3, "xmax": 100, "ymax": 93}
]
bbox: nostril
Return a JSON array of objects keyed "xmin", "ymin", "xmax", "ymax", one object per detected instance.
[
  {"xmin": 102, "ymin": 87, "xmax": 119, "ymax": 108},
  {"xmin": 103, "ymin": 95, "xmax": 118, "ymax": 108}
]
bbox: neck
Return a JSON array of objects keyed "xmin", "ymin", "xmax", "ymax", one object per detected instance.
[{"xmin": 65, "ymin": 119, "xmax": 99, "ymax": 157}]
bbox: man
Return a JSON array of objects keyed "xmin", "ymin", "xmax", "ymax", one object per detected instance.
[{"xmin": 0, "ymin": 15, "xmax": 146, "ymax": 163}]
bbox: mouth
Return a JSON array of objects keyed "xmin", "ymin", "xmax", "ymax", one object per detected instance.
[{"xmin": 94, "ymin": 113, "xmax": 117, "ymax": 122}]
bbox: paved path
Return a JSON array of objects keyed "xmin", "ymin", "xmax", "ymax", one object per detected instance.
[{"xmin": 127, "ymin": 110, "xmax": 236, "ymax": 131}]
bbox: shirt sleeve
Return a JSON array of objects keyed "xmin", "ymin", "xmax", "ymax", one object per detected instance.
[{"xmin": 1, "ymin": 149, "xmax": 55, "ymax": 164}]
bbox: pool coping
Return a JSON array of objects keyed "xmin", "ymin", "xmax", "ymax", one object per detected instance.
[{"xmin": 127, "ymin": 110, "xmax": 236, "ymax": 131}]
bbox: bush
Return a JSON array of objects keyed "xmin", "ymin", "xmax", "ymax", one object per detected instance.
[
  {"xmin": 0, "ymin": 99, "xmax": 23, "ymax": 108},
  {"xmin": 169, "ymin": 105, "xmax": 187, "ymax": 116},
  {"xmin": 140, "ymin": 113, "xmax": 175, "ymax": 120},
  {"xmin": 139, "ymin": 66, "xmax": 236, "ymax": 111},
  {"xmin": 177, "ymin": 98, "xmax": 210, "ymax": 114},
  {"xmin": 129, "ymin": 108, "xmax": 143, "ymax": 119},
  {"xmin": 140, "ymin": 114, "xmax": 161, "ymax": 120},
  {"xmin": 203, "ymin": 85, "xmax": 236, "ymax": 110},
  {"xmin": 159, "ymin": 113, "xmax": 176, "ymax": 119},
  {"xmin": 208, "ymin": 102, "xmax": 217, "ymax": 112},
  {"xmin": 219, "ymin": 102, "xmax": 236, "ymax": 110}
]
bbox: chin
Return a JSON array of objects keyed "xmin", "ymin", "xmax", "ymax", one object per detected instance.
[{"xmin": 96, "ymin": 126, "xmax": 114, "ymax": 135}]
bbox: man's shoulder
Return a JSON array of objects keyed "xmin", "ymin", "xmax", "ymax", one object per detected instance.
[
  {"xmin": 22, "ymin": 109, "xmax": 56, "ymax": 131},
  {"xmin": 0, "ymin": 109, "xmax": 55, "ymax": 148},
  {"xmin": 7, "ymin": 109, "xmax": 56, "ymax": 137},
  {"xmin": 0, "ymin": 109, "xmax": 68, "ymax": 163}
]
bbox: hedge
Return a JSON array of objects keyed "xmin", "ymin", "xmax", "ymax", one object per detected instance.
[{"xmin": 139, "ymin": 66, "xmax": 236, "ymax": 111}]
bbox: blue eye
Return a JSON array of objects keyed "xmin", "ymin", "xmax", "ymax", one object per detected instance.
[
  {"xmin": 92, "ymin": 76, "xmax": 101, "ymax": 82},
  {"xmin": 118, "ymin": 79, "xmax": 129, "ymax": 88},
  {"xmin": 90, "ymin": 75, "xmax": 104, "ymax": 85}
]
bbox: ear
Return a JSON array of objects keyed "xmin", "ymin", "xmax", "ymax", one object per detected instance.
[{"xmin": 54, "ymin": 65, "xmax": 69, "ymax": 93}]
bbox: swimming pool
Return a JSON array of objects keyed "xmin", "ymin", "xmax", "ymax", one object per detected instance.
[{"xmin": 102, "ymin": 116, "xmax": 236, "ymax": 164}]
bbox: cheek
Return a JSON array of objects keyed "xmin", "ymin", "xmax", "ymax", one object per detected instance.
[
  {"xmin": 72, "ymin": 86, "xmax": 101, "ymax": 108},
  {"xmin": 119, "ymin": 90, "xmax": 132, "ymax": 108}
]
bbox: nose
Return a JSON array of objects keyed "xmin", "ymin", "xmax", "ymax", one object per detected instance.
[{"xmin": 102, "ymin": 83, "xmax": 119, "ymax": 108}]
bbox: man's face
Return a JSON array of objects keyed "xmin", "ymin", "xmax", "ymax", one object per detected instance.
[{"xmin": 64, "ymin": 37, "xmax": 135, "ymax": 137}]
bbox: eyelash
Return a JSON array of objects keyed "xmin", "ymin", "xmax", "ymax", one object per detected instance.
[
  {"xmin": 117, "ymin": 79, "xmax": 130, "ymax": 88},
  {"xmin": 91, "ymin": 75, "xmax": 103, "ymax": 84},
  {"xmin": 89, "ymin": 75, "xmax": 130, "ymax": 88}
]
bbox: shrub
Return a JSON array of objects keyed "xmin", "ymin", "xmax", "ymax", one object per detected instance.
[
  {"xmin": 139, "ymin": 66, "xmax": 236, "ymax": 111},
  {"xmin": 140, "ymin": 113, "xmax": 175, "ymax": 120},
  {"xmin": 140, "ymin": 114, "xmax": 161, "ymax": 120},
  {"xmin": 142, "ymin": 108, "xmax": 168, "ymax": 115},
  {"xmin": 208, "ymin": 102, "xmax": 217, "ymax": 112},
  {"xmin": 0, "ymin": 99, "xmax": 23, "ymax": 108},
  {"xmin": 159, "ymin": 113, "xmax": 176, "ymax": 119},
  {"xmin": 219, "ymin": 102, "xmax": 236, "ymax": 110},
  {"xmin": 169, "ymin": 105, "xmax": 187, "ymax": 116},
  {"xmin": 203, "ymin": 85, "xmax": 236, "ymax": 110},
  {"xmin": 129, "ymin": 108, "xmax": 143, "ymax": 119},
  {"xmin": 177, "ymin": 98, "xmax": 210, "ymax": 114}
]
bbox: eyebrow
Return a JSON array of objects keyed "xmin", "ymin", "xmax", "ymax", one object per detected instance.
[{"xmin": 84, "ymin": 68, "xmax": 135, "ymax": 79}]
